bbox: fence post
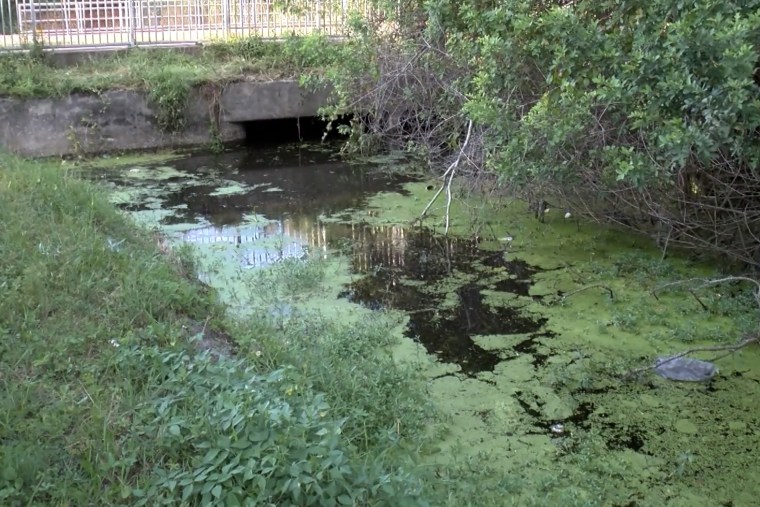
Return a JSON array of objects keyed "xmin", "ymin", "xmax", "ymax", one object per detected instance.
[
  {"xmin": 222, "ymin": 0, "xmax": 230, "ymax": 39},
  {"xmin": 29, "ymin": 0, "xmax": 37, "ymax": 43},
  {"xmin": 127, "ymin": 0, "xmax": 136, "ymax": 46}
]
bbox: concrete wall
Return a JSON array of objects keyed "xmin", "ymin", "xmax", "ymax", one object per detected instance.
[{"xmin": 0, "ymin": 80, "xmax": 330, "ymax": 157}]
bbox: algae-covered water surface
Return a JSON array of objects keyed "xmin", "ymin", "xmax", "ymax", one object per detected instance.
[{"xmin": 93, "ymin": 144, "xmax": 760, "ymax": 506}]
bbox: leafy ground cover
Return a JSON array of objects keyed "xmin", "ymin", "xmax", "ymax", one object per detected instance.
[{"xmin": 0, "ymin": 153, "xmax": 434, "ymax": 506}]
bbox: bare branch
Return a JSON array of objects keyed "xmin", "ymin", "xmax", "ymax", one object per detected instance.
[
  {"xmin": 561, "ymin": 284, "xmax": 615, "ymax": 301},
  {"xmin": 415, "ymin": 119, "xmax": 474, "ymax": 234},
  {"xmin": 651, "ymin": 276, "xmax": 760, "ymax": 310},
  {"xmin": 622, "ymin": 335, "xmax": 759, "ymax": 380}
]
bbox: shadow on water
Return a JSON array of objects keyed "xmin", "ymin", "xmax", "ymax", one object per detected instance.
[
  {"xmin": 109, "ymin": 143, "xmax": 413, "ymax": 227},
  {"xmin": 339, "ymin": 227, "xmax": 549, "ymax": 376},
  {"xmin": 100, "ymin": 143, "xmax": 549, "ymax": 376}
]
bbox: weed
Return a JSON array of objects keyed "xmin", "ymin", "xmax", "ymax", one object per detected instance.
[
  {"xmin": 122, "ymin": 348, "xmax": 428, "ymax": 506},
  {"xmin": 0, "ymin": 35, "xmax": 344, "ymax": 133},
  {"xmin": 671, "ymin": 451, "xmax": 697, "ymax": 478},
  {"xmin": 0, "ymin": 152, "xmax": 434, "ymax": 506},
  {"xmin": 608, "ymin": 311, "xmax": 639, "ymax": 331},
  {"xmin": 146, "ymin": 69, "xmax": 191, "ymax": 133}
]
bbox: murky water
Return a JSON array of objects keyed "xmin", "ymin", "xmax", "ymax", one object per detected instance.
[
  {"xmin": 96, "ymin": 144, "xmax": 549, "ymax": 374},
  {"xmin": 342, "ymin": 237, "xmax": 550, "ymax": 376},
  {"xmin": 99, "ymin": 146, "xmax": 409, "ymax": 262},
  {"xmin": 94, "ymin": 144, "xmax": 760, "ymax": 506}
]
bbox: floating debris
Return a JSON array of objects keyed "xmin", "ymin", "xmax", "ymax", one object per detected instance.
[
  {"xmin": 106, "ymin": 237, "xmax": 125, "ymax": 252},
  {"xmin": 653, "ymin": 356, "xmax": 718, "ymax": 382},
  {"xmin": 550, "ymin": 423, "xmax": 565, "ymax": 435}
]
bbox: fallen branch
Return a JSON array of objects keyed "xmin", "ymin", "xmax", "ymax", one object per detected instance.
[
  {"xmin": 622, "ymin": 334, "xmax": 759, "ymax": 380},
  {"xmin": 415, "ymin": 119, "xmax": 474, "ymax": 234},
  {"xmin": 623, "ymin": 275, "xmax": 760, "ymax": 381},
  {"xmin": 561, "ymin": 284, "xmax": 614, "ymax": 302},
  {"xmin": 651, "ymin": 275, "xmax": 760, "ymax": 309}
]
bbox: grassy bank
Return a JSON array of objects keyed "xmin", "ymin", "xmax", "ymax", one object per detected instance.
[
  {"xmin": 0, "ymin": 153, "xmax": 434, "ymax": 506},
  {"xmin": 0, "ymin": 35, "xmax": 340, "ymax": 99}
]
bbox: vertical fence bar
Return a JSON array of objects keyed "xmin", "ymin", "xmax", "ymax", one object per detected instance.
[
  {"xmin": 0, "ymin": 0, "xmax": 8, "ymax": 49},
  {"xmin": 128, "ymin": 0, "xmax": 136, "ymax": 45},
  {"xmin": 0, "ymin": 0, "xmax": 353, "ymax": 51},
  {"xmin": 29, "ymin": 0, "xmax": 37, "ymax": 45},
  {"xmin": 222, "ymin": 0, "xmax": 229, "ymax": 39},
  {"xmin": 254, "ymin": 0, "xmax": 259, "ymax": 37}
]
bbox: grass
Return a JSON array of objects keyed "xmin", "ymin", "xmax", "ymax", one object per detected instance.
[
  {"xmin": 0, "ymin": 152, "xmax": 435, "ymax": 506},
  {"xmin": 9, "ymin": 149, "xmax": 755, "ymax": 506},
  {"xmin": 0, "ymin": 34, "xmax": 344, "ymax": 133},
  {"xmin": 0, "ymin": 35, "xmax": 342, "ymax": 99}
]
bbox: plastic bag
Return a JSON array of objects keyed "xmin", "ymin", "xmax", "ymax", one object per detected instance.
[{"xmin": 653, "ymin": 356, "xmax": 718, "ymax": 382}]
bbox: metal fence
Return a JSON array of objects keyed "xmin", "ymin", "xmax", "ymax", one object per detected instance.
[{"xmin": 0, "ymin": 0, "xmax": 361, "ymax": 49}]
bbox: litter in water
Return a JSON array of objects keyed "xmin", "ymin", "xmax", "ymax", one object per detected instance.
[{"xmin": 653, "ymin": 356, "xmax": 718, "ymax": 382}]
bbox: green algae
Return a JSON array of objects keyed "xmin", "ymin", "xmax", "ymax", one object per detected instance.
[
  {"xmin": 78, "ymin": 151, "xmax": 189, "ymax": 169},
  {"xmin": 329, "ymin": 179, "xmax": 760, "ymax": 505},
  {"xmin": 93, "ymin": 148, "xmax": 760, "ymax": 506},
  {"xmin": 207, "ymin": 183, "xmax": 250, "ymax": 197}
]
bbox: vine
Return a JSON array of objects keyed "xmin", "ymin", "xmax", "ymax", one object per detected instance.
[{"xmin": 201, "ymin": 82, "xmax": 225, "ymax": 153}]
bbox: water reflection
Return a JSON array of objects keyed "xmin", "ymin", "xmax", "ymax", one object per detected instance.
[
  {"xmin": 181, "ymin": 218, "xmax": 412, "ymax": 271},
  {"xmin": 99, "ymin": 143, "xmax": 546, "ymax": 375},
  {"xmin": 343, "ymin": 229, "xmax": 547, "ymax": 375},
  {"xmin": 99, "ymin": 144, "xmax": 418, "ymax": 269}
]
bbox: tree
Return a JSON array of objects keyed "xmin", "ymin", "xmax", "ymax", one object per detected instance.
[{"xmin": 327, "ymin": 0, "xmax": 760, "ymax": 265}]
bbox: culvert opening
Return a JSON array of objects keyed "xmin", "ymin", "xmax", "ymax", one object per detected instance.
[{"xmin": 242, "ymin": 116, "xmax": 350, "ymax": 146}]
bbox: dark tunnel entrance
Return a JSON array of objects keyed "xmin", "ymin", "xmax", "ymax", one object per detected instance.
[{"xmin": 241, "ymin": 116, "xmax": 351, "ymax": 146}]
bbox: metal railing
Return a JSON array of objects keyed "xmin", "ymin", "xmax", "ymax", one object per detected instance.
[{"xmin": 0, "ymin": 0, "xmax": 361, "ymax": 49}]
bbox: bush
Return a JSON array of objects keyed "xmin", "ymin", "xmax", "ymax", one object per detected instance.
[
  {"xmin": 122, "ymin": 347, "xmax": 428, "ymax": 507},
  {"xmin": 327, "ymin": 0, "xmax": 760, "ymax": 265}
]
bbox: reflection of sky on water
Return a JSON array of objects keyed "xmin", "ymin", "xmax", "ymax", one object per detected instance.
[
  {"xmin": 181, "ymin": 216, "xmax": 411, "ymax": 273},
  {"xmin": 182, "ymin": 217, "xmax": 331, "ymax": 270},
  {"xmin": 98, "ymin": 144, "xmax": 418, "ymax": 274}
]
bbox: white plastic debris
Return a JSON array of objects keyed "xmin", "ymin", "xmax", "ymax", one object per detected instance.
[
  {"xmin": 107, "ymin": 237, "xmax": 125, "ymax": 252},
  {"xmin": 653, "ymin": 356, "xmax": 718, "ymax": 382}
]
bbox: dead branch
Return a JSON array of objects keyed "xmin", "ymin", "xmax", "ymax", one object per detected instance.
[
  {"xmin": 651, "ymin": 276, "xmax": 760, "ymax": 309},
  {"xmin": 561, "ymin": 284, "xmax": 615, "ymax": 302},
  {"xmin": 622, "ymin": 334, "xmax": 759, "ymax": 380},
  {"xmin": 415, "ymin": 119, "xmax": 474, "ymax": 234},
  {"xmin": 622, "ymin": 275, "xmax": 760, "ymax": 381}
]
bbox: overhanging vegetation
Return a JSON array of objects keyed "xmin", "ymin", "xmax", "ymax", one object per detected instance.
[{"xmin": 319, "ymin": 0, "xmax": 760, "ymax": 267}]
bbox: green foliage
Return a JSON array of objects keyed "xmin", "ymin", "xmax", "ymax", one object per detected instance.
[
  {"xmin": 248, "ymin": 310, "xmax": 434, "ymax": 451},
  {"xmin": 0, "ymin": 36, "xmax": 345, "ymax": 132},
  {"xmin": 123, "ymin": 349, "xmax": 427, "ymax": 507},
  {"xmin": 445, "ymin": 0, "xmax": 760, "ymax": 185},
  {"xmin": 0, "ymin": 153, "xmax": 221, "ymax": 504},
  {"xmin": 0, "ymin": 153, "xmax": 431, "ymax": 506},
  {"xmin": 147, "ymin": 68, "xmax": 192, "ymax": 132},
  {"xmin": 282, "ymin": 34, "xmax": 345, "ymax": 70},
  {"xmin": 324, "ymin": 0, "xmax": 760, "ymax": 262},
  {"xmin": 237, "ymin": 261, "xmax": 436, "ymax": 452}
]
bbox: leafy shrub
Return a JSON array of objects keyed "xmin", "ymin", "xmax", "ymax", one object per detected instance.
[
  {"xmin": 327, "ymin": 0, "xmax": 760, "ymax": 264},
  {"xmin": 121, "ymin": 347, "xmax": 428, "ymax": 507}
]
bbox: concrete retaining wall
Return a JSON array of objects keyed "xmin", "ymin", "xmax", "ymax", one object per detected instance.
[{"xmin": 0, "ymin": 80, "xmax": 331, "ymax": 157}]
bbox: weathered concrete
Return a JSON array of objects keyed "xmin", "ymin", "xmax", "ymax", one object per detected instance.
[
  {"xmin": 220, "ymin": 81, "xmax": 331, "ymax": 122},
  {"xmin": 0, "ymin": 80, "xmax": 331, "ymax": 157}
]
